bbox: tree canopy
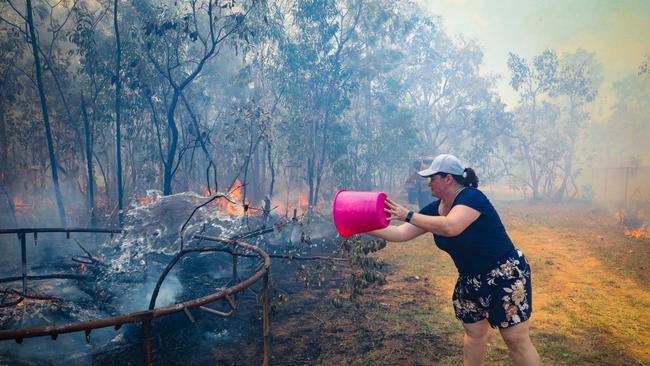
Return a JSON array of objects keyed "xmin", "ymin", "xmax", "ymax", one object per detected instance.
[{"xmin": 2, "ymin": 0, "xmax": 638, "ymax": 226}]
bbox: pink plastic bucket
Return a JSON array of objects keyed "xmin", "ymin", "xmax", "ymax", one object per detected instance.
[{"xmin": 332, "ymin": 190, "xmax": 390, "ymax": 237}]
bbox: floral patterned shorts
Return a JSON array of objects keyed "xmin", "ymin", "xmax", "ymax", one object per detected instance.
[{"xmin": 452, "ymin": 249, "xmax": 532, "ymax": 328}]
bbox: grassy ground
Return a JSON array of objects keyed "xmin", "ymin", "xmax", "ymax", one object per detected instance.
[{"xmin": 265, "ymin": 202, "xmax": 650, "ymax": 365}]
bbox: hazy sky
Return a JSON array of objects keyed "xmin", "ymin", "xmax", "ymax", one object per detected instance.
[{"xmin": 419, "ymin": 0, "xmax": 650, "ymax": 122}]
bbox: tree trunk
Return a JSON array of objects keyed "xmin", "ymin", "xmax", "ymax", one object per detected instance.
[
  {"xmin": 556, "ymin": 103, "xmax": 578, "ymax": 201},
  {"xmin": 163, "ymin": 90, "xmax": 180, "ymax": 195},
  {"xmin": 529, "ymin": 96, "xmax": 540, "ymax": 200},
  {"xmin": 241, "ymin": 122, "xmax": 256, "ymax": 205},
  {"xmin": 81, "ymin": 95, "xmax": 96, "ymax": 226},
  {"xmin": 128, "ymin": 139, "xmax": 136, "ymax": 187},
  {"xmin": 307, "ymin": 115, "xmax": 317, "ymax": 205},
  {"xmin": 266, "ymin": 140, "xmax": 275, "ymax": 200},
  {"xmin": 0, "ymin": 99, "xmax": 7, "ymax": 183},
  {"xmin": 39, "ymin": 48, "xmax": 84, "ymax": 161},
  {"xmin": 26, "ymin": 0, "xmax": 67, "ymax": 226},
  {"xmin": 314, "ymin": 96, "xmax": 333, "ymax": 207},
  {"xmin": 114, "ymin": 0, "xmax": 124, "ymax": 226},
  {"xmin": 556, "ymin": 155, "xmax": 572, "ymax": 200},
  {"xmin": 180, "ymin": 93, "xmax": 218, "ymax": 193},
  {"xmin": 95, "ymin": 152, "xmax": 110, "ymax": 206},
  {"xmin": 147, "ymin": 94, "xmax": 167, "ymax": 191}
]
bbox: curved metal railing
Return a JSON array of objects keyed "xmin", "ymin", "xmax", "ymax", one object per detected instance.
[{"xmin": 0, "ymin": 228, "xmax": 271, "ymax": 366}]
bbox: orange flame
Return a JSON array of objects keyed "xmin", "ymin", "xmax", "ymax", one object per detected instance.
[
  {"xmin": 298, "ymin": 192, "xmax": 309, "ymax": 208},
  {"xmin": 12, "ymin": 195, "xmax": 35, "ymax": 212},
  {"xmin": 199, "ymin": 180, "xmax": 246, "ymax": 216},
  {"xmin": 198, "ymin": 184, "xmax": 323, "ymax": 217},
  {"xmin": 15, "ymin": 297, "xmax": 56, "ymax": 308},
  {"xmin": 271, "ymin": 190, "xmax": 319, "ymax": 218},
  {"xmin": 623, "ymin": 227, "xmax": 650, "ymax": 239},
  {"xmin": 220, "ymin": 180, "xmax": 244, "ymax": 216},
  {"xmin": 137, "ymin": 195, "xmax": 155, "ymax": 205}
]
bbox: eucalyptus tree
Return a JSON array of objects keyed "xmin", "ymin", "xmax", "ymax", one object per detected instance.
[
  {"xmin": 68, "ymin": 0, "xmax": 183, "ymax": 219},
  {"xmin": 0, "ymin": 20, "xmax": 23, "ymax": 225},
  {"xmin": 112, "ymin": 0, "xmax": 124, "ymax": 224},
  {"xmin": 461, "ymin": 95, "xmax": 513, "ymax": 186},
  {"xmin": 229, "ymin": 0, "xmax": 293, "ymax": 202},
  {"xmin": 607, "ymin": 72, "xmax": 650, "ymax": 166},
  {"xmin": 2, "ymin": 0, "xmax": 100, "ymax": 221},
  {"xmin": 398, "ymin": 15, "xmax": 448, "ymax": 152},
  {"xmin": 278, "ymin": 0, "xmax": 365, "ymax": 205},
  {"xmin": 133, "ymin": 0, "xmax": 262, "ymax": 196},
  {"xmin": 68, "ymin": 1, "xmax": 117, "ymax": 214},
  {"xmin": 0, "ymin": 21, "xmax": 22, "ymax": 173},
  {"xmin": 1, "ymin": 0, "xmax": 87, "ymax": 166},
  {"xmin": 220, "ymin": 99, "xmax": 272, "ymax": 204},
  {"xmin": 337, "ymin": 0, "xmax": 419, "ymax": 190},
  {"xmin": 553, "ymin": 49, "xmax": 602, "ymax": 199},
  {"xmin": 397, "ymin": 13, "xmax": 510, "ymax": 168},
  {"xmin": 6, "ymin": 0, "xmax": 69, "ymax": 225},
  {"xmin": 510, "ymin": 101, "xmax": 562, "ymax": 199},
  {"xmin": 507, "ymin": 50, "xmax": 559, "ymax": 200}
]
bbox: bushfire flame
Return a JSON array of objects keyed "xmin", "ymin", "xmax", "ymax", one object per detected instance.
[
  {"xmin": 199, "ymin": 180, "xmax": 246, "ymax": 216},
  {"xmin": 197, "ymin": 183, "xmax": 318, "ymax": 217},
  {"xmin": 623, "ymin": 227, "xmax": 650, "ymax": 239},
  {"xmin": 272, "ymin": 190, "xmax": 318, "ymax": 218},
  {"xmin": 12, "ymin": 196, "xmax": 33, "ymax": 211},
  {"xmin": 137, "ymin": 195, "xmax": 155, "ymax": 205},
  {"xmin": 15, "ymin": 297, "xmax": 58, "ymax": 309}
]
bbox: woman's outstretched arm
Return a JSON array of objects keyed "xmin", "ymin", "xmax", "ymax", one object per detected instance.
[
  {"xmin": 384, "ymin": 198, "xmax": 480, "ymax": 237},
  {"xmin": 368, "ymin": 222, "xmax": 427, "ymax": 242}
]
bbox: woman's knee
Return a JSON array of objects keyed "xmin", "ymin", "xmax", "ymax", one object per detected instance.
[
  {"xmin": 499, "ymin": 322, "xmax": 531, "ymax": 349},
  {"xmin": 463, "ymin": 320, "xmax": 489, "ymax": 340}
]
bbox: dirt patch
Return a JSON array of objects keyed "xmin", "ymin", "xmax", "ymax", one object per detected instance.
[{"xmin": 265, "ymin": 263, "xmax": 460, "ymax": 365}]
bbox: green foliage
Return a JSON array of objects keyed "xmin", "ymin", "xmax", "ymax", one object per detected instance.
[
  {"xmin": 506, "ymin": 49, "xmax": 603, "ymax": 200},
  {"xmin": 396, "ymin": 13, "xmax": 511, "ymax": 168},
  {"xmin": 295, "ymin": 262, "xmax": 331, "ymax": 289},
  {"xmin": 2, "ymin": 0, "xmax": 618, "ymax": 223},
  {"xmin": 333, "ymin": 236, "xmax": 387, "ymax": 307},
  {"xmin": 508, "ymin": 50, "xmax": 558, "ymax": 100},
  {"xmin": 605, "ymin": 73, "xmax": 650, "ymax": 165}
]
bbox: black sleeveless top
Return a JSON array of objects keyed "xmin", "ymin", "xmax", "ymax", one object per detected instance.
[{"xmin": 419, "ymin": 188, "xmax": 516, "ymax": 276}]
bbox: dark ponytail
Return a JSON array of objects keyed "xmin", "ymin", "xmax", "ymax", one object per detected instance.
[{"xmin": 451, "ymin": 167, "xmax": 479, "ymax": 188}]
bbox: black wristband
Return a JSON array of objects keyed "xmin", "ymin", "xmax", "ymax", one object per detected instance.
[{"xmin": 405, "ymin": 211, "xmax": 414, "ymax": 223}]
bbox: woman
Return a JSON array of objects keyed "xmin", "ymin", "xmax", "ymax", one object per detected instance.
[{"xmin": 369, "ymin": 153, "xmax": 541, "ymax": 366}]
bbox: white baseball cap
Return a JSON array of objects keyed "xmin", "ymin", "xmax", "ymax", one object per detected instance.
[{"xmin": 417, "ymin": 154, "xmax": 466, "ymax": 177}]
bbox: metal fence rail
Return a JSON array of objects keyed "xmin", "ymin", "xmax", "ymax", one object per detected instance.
[{"xmin": 0, "ymin": 228, "xmax": 272, "ymax": 366}]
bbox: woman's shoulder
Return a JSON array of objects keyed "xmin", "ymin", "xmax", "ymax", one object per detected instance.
[
  {"xmin": 456, "ymin": 187, "xmax": 492, "ymax": 207},
  {"xmin": 419, "ymin": 199, "xmax": 440, "ymax": 216},
  {"xmin": 459, "ymin": 187, "xmax": 487, "ymax": 199}
]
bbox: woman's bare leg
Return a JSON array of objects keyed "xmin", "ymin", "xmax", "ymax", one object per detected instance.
[
  {"xmin": 499, "ymin": 320, "xmax": 541, "ymax": 366},
  {"xmin": 462, "ymin": 319, "xmax": 490, "ymax": 366}
]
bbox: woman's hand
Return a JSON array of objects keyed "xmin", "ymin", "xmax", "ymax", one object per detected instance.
[{"xmin": 384, "ymin": 198, "xmax": 411, "ymax": 221}]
